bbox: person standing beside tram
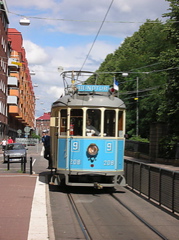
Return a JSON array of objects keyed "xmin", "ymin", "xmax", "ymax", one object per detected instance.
[{"xmin": 43, "ymin": 130, "xmax": 52, "ymax": 169}]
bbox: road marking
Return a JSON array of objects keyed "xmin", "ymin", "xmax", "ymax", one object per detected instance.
[{"xmin": 28, "ymin": 175, "xmax": 48, "ymax": 240}]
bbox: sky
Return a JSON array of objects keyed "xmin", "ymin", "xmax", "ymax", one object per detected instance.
[{"xmin": 5, "ymin": 0, "xmax": 170, "ymax": 118}]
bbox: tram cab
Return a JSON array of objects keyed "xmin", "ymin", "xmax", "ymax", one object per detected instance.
[{"xmin": 50, "ymin": 71, "xmax": 126, "ymax": 188}]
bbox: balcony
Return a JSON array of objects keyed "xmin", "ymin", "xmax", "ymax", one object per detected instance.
[
  {"xmin": 8, "ymin": 76, "xmax": 18, "ymax": 86},
  {"xmin": 8, "ymin": 58, "xmax": 19, "ymax": 69},
  {"xmin": 7, "ymin": 96, "xmax": 18, "ymax": 105},
  {"xmin": 9, "ymin": 105, "xmax": 19, "ymax": 114},
  {"xmin": 9, "ymin": 88, "xmax": 19, "ymax": 98}
]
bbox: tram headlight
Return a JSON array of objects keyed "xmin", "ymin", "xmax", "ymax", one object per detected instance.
[{"xmin": 87, "ymin": 143, "xmax": 99, "ymax": 156}]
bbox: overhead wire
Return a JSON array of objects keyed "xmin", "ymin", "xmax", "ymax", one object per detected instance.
[
  {"xmin": 6, "ymin": 10, "xmax": 171, "ymax": 24},
  {"xmin": 79, "ymin": 0, "xmax": 114, "ymax": 72}
]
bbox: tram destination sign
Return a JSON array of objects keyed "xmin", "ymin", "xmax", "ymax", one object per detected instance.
[{"xmin": 76, "ymin": 85, "xmax": 110, "ymax": 92}]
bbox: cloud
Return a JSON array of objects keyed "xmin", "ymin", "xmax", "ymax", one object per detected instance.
[
  {"xmin": 6, "ymin": 0, "xmax": 169, "ymax": 37},
  {"xmin": 5, "ymin": 0, "xmax": 170, "ymax": 117},
  {"xmin": 23, "ymin": 40, "xmax": 48, "ymax": 64},
  {"xmin": 27, "ymin": 38, "xmax": 119, "ymax": 116}
]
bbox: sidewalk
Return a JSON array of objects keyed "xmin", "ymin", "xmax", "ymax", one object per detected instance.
[{"xmin": 0, "ymin": 145, "xmax": 52, "ymax": 240}]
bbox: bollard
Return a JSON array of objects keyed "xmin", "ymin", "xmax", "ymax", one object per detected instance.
[
  {"xmin": 21, "ymin": 157, "xmax": 23, "ymax": 172},
  {"xmin": 7, "ymin": 156, "xmax": 10, "ymax": 170},
  {"xmin": 30, "ymin": 157, "xmax": 33, "ymax": 175},
  {"xmin": 23, "ymin": 156, "xmax": 26, "ymax": 173}
]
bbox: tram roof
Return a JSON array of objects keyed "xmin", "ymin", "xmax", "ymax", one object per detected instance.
[{"xmin": 52, "ymin": 92, "xmax": 126, "ymax": 109}]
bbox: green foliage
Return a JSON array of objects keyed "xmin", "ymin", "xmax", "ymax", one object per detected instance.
[
  {"xmin": 31, "ymin": 132, "xmax": 40, "ymax": 139},
  {"xmin": 90, "ymin": 19, "xmax": 169, "ymax": 138},
  {"xmin": 129, "ymin": 135, "xmax": 149, "ymax": 143},
  {"xmin": 158, "ymin": 0, "xmax": 179, "ymax": 137},
  {"xmin": 159, "ymin": 135, "xmax": 179, "ymax": 159},
  {"xmin": 86, "ymin": 0, "xmax": 178, "ymax": 150}
]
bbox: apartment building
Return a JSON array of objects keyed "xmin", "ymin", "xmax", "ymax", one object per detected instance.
[
  {"xmin": 8, "ymin": 28, "xmax": 35, "ymax": 138},
  {"xmin": 0, "ymin": 0, "xmax": 9, "ymax": 139},
  {"xmin": 0, "ymin": 0, "xmax": 35, "ymax": 140}
]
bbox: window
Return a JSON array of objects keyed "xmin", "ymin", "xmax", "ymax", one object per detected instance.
[
  {"xmin": 60, "ymin": 109, "xmax": 67, "ymax": 135},
  {"xmin": 118, "ymin": 111, "xmax": 124, "ymax": 137},
  {"xmin": 70, "ymin": 109, "xmax": 83, "ymax": 136},
  {"xmin": 104, "ymin": 110, "xmax": 115, "ymax": 137},
  {"xmin": 86, "ymin": 109, "xmax": 101, "ymax": 136}
]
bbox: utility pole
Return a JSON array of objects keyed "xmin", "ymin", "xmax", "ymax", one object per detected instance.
[{"xmin": 136, "ymin": 77, "xmax": 139, "ymax": 136}]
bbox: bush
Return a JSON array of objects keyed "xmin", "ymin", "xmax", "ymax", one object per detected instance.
[{"xmin": 129, "ymin": 135, "xmax": 149, "ymax": 143}]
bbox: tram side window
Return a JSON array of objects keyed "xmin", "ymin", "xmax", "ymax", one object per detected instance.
[
  {"xmin": 118, "ymin": 111, "xmax": 123, "ymax": 137},
  {"xmin": 70, "ymin": 109, "xmax": 83, "ymax": 136},
  {"xmin": 86, "ymin": 109, "xmax": 101, "ymax": 136},
  {"xmin": 60, "ymin": 109, "xmax": 67, "ymax": 135},
  {"xmin": 104, "ymin": 110, "xmax": 115, "ymax": 137}
]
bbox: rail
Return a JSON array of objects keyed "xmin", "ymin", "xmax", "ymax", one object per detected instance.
[{"xmin": 124, "ymin": 159, "xmax": 179, "ymax": 215}]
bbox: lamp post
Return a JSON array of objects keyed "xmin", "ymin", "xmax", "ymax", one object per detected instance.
[{"xmin": 136, "ymin": 77, "xmax": 139, "ymax": 137}]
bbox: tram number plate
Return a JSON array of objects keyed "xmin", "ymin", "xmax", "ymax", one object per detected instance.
[
  {"xmin": 104, "ymin": 160, "xmax": 114, "ymax": 166},
  {"xmin": 70, "ymin": 159, "xmax": 81, "ymax": 165}
]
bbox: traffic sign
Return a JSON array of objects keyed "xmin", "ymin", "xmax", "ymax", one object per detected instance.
[
  {"xmin": 17, "ymin": 129, "xmax": 22, "ymax": 134},
  {"xmin": 24, "ymin": 126, "xmax": 30, "ymax": 133}
]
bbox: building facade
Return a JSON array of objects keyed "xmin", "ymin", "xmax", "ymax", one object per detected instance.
[
  {"xmin": 0, "ymin": 0, "xmax": 9, "ymax": 138},
  {"xmin": 1, "ymin": 0, "xmax": 35, "ymax": 140},
  {"xmin": 7, "ymin": 28, "xmax": 35, "ymax": 139},
  {"xmin": 36, "ymin": 112, "xmax": 51, "ymax": 136}
]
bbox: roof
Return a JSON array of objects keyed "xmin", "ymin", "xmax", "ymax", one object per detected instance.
[
  {"xmin": 52, "ymin": 94, "xmax": 126, "ymax": 109},
  {"xmin": 36, "ymin": 112, "xmax": 51, "ymax": 121}
]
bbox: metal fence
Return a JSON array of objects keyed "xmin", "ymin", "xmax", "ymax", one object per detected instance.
[
  {"xmin": 15, "ymin": 138, "xmax": 39, "ymax": 146},
  {"xmin": 124, "ymin": 159, "xmax": 179, "ymax": 214},
  {"xmin": 125, "ymin": 140, "xmax": 149, "ymax": 155}
]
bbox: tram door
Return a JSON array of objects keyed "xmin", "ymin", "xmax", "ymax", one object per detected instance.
[{"xmin": 50, "ymin": 110, "xmax": 59, "ymax": 167}]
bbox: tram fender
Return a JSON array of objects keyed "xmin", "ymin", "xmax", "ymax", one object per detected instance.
[
  {"xmin": 49, "ymin": 175, "xmax": 61, "ymax": 185},
  {"xmin": 117, "ymin": 175, "xmax": 126, "ymax": 186}
]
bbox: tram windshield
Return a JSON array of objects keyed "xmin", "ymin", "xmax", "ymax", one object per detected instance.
[
  {"xmin": 104, "ymin": 110, "xmax": 115, "ymax": 137},
  {"xmin": 59, "ymin": 108, "xmax": 124, "ymax": 137},
  {"xmin": 70, "ymin": 109, "xmax": 83, "ymax": 136},
  {"xmin": 86, "ymin": 109, "xmax": 101, "ymax": 136}
]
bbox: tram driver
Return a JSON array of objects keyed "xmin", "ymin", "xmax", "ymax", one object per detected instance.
[{"xmin": 86, "ymin": 119, "xmax": 99, "ymax": 136}]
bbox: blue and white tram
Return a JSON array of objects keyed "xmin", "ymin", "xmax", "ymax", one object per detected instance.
[{"xmin": 50, "ymin": 71, "xmax": 126, "ymax": 188}]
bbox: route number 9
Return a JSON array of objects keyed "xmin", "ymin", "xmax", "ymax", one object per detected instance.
[
  {"xmin": 106, "ymin": 142, "xmax": 112, "ymax": 152},
  {"xmin": 72, "ymin": 141, "xmax": 79, "ymax": 151}
]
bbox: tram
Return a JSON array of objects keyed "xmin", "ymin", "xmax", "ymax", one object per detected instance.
[{"xmin": 50, "ymin": 71, "xmax": 126, "ymax": 188}]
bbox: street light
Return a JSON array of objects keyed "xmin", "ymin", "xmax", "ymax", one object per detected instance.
[
  {"xmin": 19, "ymin": 18, "xmax": 30, "ymax": 26},
  {"xmin": 30, "ymin": 70, "xmax": 35, "ymax": 75},
  {"xmin": 122, "ymin": 73, "xmax": 129, "ymax": 77}
]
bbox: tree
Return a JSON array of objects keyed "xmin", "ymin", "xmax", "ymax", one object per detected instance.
[
  {"xmin": 158, "ymin": 0, "xmax": 179, "ymax": 137},
  {"xmin": 87, "ymin": 20, "xmax": 169, "ymax": 138}
]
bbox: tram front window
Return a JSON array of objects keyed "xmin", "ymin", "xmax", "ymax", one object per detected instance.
[
  {"xmin": 60, "ymin": 109, "xmax": 67, "ymax": 135},
  {"xmin": 86, "ymin": 109, "xmax": 101, "ymax": 136},
  {"xmin": 118, "ymin": 111, "xmax": 124, "ymax": 137},
  {"xmin": 104, "ymin": 110, "xmax": 115, "ymax": 137},
  {"xmin": 70, "ymin": 109, "xmax": 83, "ymax": 136}
]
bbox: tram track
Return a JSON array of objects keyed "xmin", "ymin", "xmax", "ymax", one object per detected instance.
[
  {"xmin": 110, "ymin": 193, "xmax": 169, "ymax": 240},
  {"xmin": 67, "ymin": 193, "xmax": 92, "ymax": 240},
  {"xmin": 66, "ymin": 190, "xmax": 169, "ymax": 240},
  {"xmin": 49, "ymin": 184, "xmax": 178, "ymax": 239}
]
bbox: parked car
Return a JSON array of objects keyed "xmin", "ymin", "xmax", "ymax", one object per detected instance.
[{"xmin": 3, "ymin": 143, "xmax": 28, "ymax": 163}]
